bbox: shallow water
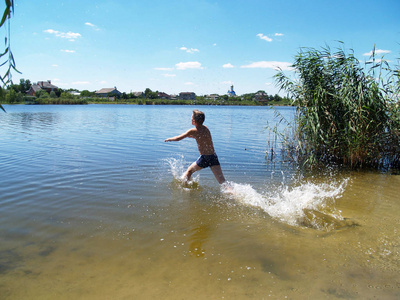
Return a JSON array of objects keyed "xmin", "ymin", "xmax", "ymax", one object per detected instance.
[{"xmin": 0, "ymin": 105, "xmax": 399, "ymax": 299}]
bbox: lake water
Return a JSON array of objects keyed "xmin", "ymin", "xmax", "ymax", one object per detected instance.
[{"xmin": 0, "ymin": 104, "xmax": 399, "ymax": 299}]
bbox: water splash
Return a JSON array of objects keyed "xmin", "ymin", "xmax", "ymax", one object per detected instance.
[
  {"xmin": 166, "ymin": 156, "xmax": 351, "ymax": 230},
  {"xmin": 165, "ymin": 155, "xmax": 200, "ymax": 190},
  {"xmin": 165, "ymin": 155, "xmax": 187, "ymax": 180},
  {"xmin": 222, "ymin": 179, "xmax": 350, "ymax": 230}
]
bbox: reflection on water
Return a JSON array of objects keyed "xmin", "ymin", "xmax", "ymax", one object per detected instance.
[
  {"xmin": 17, "ymin": 112, "xmax": 60, "ymax": 130},
  {"xmin": 0, "ymin": 105, "xmax": 399, "ymax": 299}
]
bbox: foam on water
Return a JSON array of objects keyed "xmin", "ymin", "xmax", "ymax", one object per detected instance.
[
  {"xmin": 222, "ymin": 180, "xmax": 348, "ymax": 229},
  {"xmin": 166, "ymin": 157, "xmax": 348, "ymax": 229}
]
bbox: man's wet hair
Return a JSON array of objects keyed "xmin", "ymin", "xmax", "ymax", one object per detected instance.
[{"xmin": 192, "ymin": 109, "xmax": 205, "ymax": 125}]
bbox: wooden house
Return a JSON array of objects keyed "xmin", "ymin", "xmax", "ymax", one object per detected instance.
[
  {"xmin": 95, "ymin": 87, "xmax": 122, "ymax": 98},
  {"xmin": 158, "ymin": 92, "xmax": 171, "ymax": 99},
  {"xmin": 179, "ymin": 92, "xmax": 196, "ymax": 100},
  {"xmin": 27, "ymin": 80, "xmax": 58, "ymax": 96}
]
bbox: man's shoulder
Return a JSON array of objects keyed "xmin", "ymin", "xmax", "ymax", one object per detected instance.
[
  {"xmin": 187, "ymin": 127, "xmax": 197, "ymax": 133},
  {"xmin": 185, "ymin": 127, "xmax": 197, "ymax": 137}
]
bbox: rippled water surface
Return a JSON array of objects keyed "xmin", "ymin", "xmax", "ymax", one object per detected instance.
[{"xmin": 1, "ymin": 105, "xmax": 399, "ymax": 299}]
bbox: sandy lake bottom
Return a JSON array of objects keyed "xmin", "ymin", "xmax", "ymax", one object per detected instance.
[{"xmin": 1, "ymin": 105, "xmax": 399, "ymax": 299}]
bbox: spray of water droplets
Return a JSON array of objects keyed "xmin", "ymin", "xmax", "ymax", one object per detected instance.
[{"xmin": 165, "ymin": 156, "xmax": 348, "ymax": 229}]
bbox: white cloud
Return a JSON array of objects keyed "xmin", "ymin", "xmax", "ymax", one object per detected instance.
[
  {"xmin": 154, "ymin": 67, "xmax": 174, "ymax": 71},
  {"xmin": 221, "ymin": 81, "xmax": 233, "ymax": 85},
  {"xmin": 180, "ymin": 46, "xmax": 200, "ymax": 54},
  {"xmin": 85, "ymin": 22, "xmax": 100, "ymax": 31},
  {"xmin": 175, "ymin": 61, "xmax": 203, "ymax": 70},
  {"xmin": 52, "ymin": 64, "xmax": 58, "ymax": 67},
  {"xmin": 43, "ymin": 29, "xmax": 57, "ymax": 34},
  {"xmin": 363, "ymin": 49, "xmax": 391, "ymax": 56},
  {"xmin": 257, "ymin": 33, "xmax": 272, "ymax": 42},
  {"xmin": 44, "ymin": 29, "xmax": 81, "ymax": 41},
  {"xmin": 61, "ymin": 49, "xmax": 76, "ymax": 53},
  {"xmin": 265, "ymin": 82, "xmax": 273, "ymax": 86},
  {"xmin": 241, "ymin": 61, "xmax": 292, "ymax": 70},
  {"xmin": 274, "ymin": 33, "xmax": 284, "ymax": 36},
  {"xmin": 185, "ymin": 82, "xmax": 194, "ymax": 85},
  {"xmin": 222, "ymin": 63, "xmax": 235, "ymax": 68},
  {"xmin": 163, "ymin": 74, "xmax": 176, "ymax": 77}
]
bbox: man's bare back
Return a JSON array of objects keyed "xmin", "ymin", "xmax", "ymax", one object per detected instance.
[{"xmin": 186, "ymin": 125, "xmax": 215, "ymax": 155}]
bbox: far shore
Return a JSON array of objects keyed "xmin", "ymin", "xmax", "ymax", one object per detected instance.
[{"xmin": 1, "ymin": 98, "xmax": 294, "ymax": 107}]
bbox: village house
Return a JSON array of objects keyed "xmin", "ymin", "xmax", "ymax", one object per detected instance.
[
  {"xmin": 132, "ymin": 91, "xmax": 144, "ymax": 97},
  {"xmin": 27, "ymin": 80, "xmax": 58, "ymax": 96},
  {"xmin": 254, "ymin": 91, "xmax": 269, "ymax": 102},
  {"xmin": 95, "ymin": 87, "xmax": 122, "ymax": 98},
  {"xmin": 157, "ymin": 92, "xmax": 171, "ymax": 99},
  {"xmin": 206, "ymin": 94, "xmax": 220, "ymax": 100},
  {"xmin": 179, "ymin": 92, "xmax": 196, "ymax": 100}
]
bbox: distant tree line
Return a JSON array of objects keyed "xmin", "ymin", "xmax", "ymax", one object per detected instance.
[
  {"xmin": 1, "ymin": 80, "xmax": 292, "ymax": 106},
  {"xmin": 240, "ymin": 91, "xmax": 291, "ymax": 103}
]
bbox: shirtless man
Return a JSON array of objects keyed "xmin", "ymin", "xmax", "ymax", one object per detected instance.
[{"xmin": 165, "ymin": 109, "xmax": 226, "ymax": 184}]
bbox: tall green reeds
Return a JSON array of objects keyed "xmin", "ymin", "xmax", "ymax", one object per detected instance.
[{"xmin": 274, "ymin": 44, "xmax": 399, "ymax": 169}]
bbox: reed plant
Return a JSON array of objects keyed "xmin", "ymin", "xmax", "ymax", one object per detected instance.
[{"xmin": 274, "ymin": 44, "xmax": 399, "ymax": 169}]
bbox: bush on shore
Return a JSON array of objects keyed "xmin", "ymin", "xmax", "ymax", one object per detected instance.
[{"xmin": 273, "ymin": 44, "xmax": 400, "ymax": 170}]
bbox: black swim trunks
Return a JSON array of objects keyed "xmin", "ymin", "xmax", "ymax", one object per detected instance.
[{"xmin": 196, "ymin": 154, "xmax": 220, "ymax": 168}]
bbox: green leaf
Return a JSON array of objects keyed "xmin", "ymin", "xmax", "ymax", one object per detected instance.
[{"xmin": 0, "ymin": 7, "xmax": 10, "ymax": 27}]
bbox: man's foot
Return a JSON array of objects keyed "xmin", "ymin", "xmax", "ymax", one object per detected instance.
[{"xmin": 221, "ymin": 182, "xmax": 234, "ymax": 194}]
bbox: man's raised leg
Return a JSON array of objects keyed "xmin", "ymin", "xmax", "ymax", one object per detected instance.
[{"xmin": 183, "ymin": 161, "xmax": 202, "ymax": 182}]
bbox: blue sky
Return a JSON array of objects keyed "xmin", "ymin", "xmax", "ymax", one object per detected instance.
[{"xmin": 8, "ymin": 0, "xmax": 400, "ymax": 96}]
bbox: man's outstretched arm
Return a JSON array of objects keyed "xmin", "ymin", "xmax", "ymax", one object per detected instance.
[{"xmin": 165, "ymin": 128, "xmax": 195, "ymax": 142}]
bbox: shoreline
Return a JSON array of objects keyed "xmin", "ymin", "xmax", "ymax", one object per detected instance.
[{"xmin": 1, "ymin": 100, "xmax": 294, "ymax": 107}]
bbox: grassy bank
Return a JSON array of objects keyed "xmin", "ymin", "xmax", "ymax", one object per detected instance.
[
  {"xmin": 1, "ymin": 97, "xmax": 293, "ymax": 106},
  {"xmin": 86, "ymin": 97, "xmax": 293, "ymax": 106}
]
